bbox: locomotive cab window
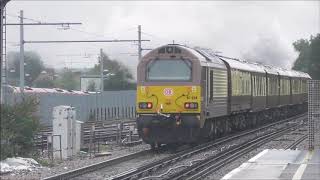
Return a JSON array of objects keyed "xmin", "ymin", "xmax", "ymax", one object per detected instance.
[{"xmin": 146, "ymin": 59, "xmax": 192, "ymax": 81}]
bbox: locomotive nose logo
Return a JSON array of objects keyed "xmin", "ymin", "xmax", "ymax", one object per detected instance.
[{"xmin": 164, "ymin": 88, "xmax": 173, "ymax": 96}]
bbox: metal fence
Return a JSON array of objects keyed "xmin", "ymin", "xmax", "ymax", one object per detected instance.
[
  {"xmin": 308, "ymin": 80, "xmax": 320, "ymax": 150},
  {"xmin": 87, "ymin": 91, "xmax": 137, "ymax": 121},
  {"xmin": 6, "ymin": 86, "xmax": 137, "ymax": 125},
  {"xmin": 34, "ymin": 119, "xmax": 139, "ymax": 150}
]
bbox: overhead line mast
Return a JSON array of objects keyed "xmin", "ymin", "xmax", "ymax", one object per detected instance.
[{"xmin": 0, "ymin": 0, "xmax": 10, "ymax": 105}]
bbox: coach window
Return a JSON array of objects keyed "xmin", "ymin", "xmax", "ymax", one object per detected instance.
[
  {"xmin": 261, "ymin": 76, "xmax": 265, "ymax": 96},
  {"xmin": 258, "ymin": 76, "xmax": 260, "ymax": 96},
  {"xmin": 280, "ymin": 79, "xmax": 282, "ymax": 95},
  {"xmin": 241, "ymin": 72, "xmax": 244, "ymax": 95},
  {"xmin": 274, "ymin": 77, "xmax": 278, "ymax": 95},
  {"xmin": 281, "ymin": 79, "xmax": 284, "ymax": 95},
  {"xmin": 270, "ymin": 77, "xmax": 273, "ymax": 96},
  {"xmin": 232, "ymin": 69, "xmax": 240, "ymax": 96},
  {"xmin": 209, "ymin": 69, "xmax": 213, "ymax": 101},
  {"xmin": 256, "ymin": 76, "xmax": 259, "ymax": 96},
  {"xmin": 302, "ymin": 80, "xmax": 307, "ymax": 93},
  {"xmin": 262, "ymin": 76, "xmax": 265, "ymax": 96},
  {"xmin": 268, "ymin": 77, "xmax": 270, "ymax": 95},
  {"xmin": 253, "ymin": 75, "xmax": 256, "ymax": 96},
  {"xmin": 299, "ymin": 79, "xmax": 302, "ymax": 94},
  {"xmin": 280, "ymin": 79, "xmax": 283, "ymax": 95},
  {"xmin": 259, "ymin": 76, "xmax": 262, "ymax": 96},
  {"xmin": 263, "ymin": 77, "xmax": 266, "ymax": 96},
  {"xmin": 261, "ymin": 76, "xmax": 264, "ymax": 96}
]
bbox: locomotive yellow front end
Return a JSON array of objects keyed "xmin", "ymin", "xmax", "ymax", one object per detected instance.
[{"xmin": 136, "ymin": 45, "xmax": 203, "ymax": 147}]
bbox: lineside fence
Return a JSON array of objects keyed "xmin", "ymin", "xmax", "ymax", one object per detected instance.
[
  {"xmin": 5, "ymin": 86, "xmax": 137, "ymax": 125},
  {"xmin": 34, "ymin": 119, "xmax": 139, "ymax": 150},
  {"xmin": 308, "ymin": 80, "xmax": 320, "ymax": 150}
]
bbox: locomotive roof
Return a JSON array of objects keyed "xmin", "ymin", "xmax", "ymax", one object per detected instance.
[{"xmin": 192, "ymin": 47, "xmax": 227, "ymax": 69}]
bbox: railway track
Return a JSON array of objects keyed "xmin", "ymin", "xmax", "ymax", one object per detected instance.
[
  {"xmin": 42, "ymin": 149, "xmax": 151, "ymax": 180},
  {"xmin": 109, "ymin": 113, "xmax": 306, "ymax": 180},
  {"xmin": 286, "ymin": 134, "xmax": 308, "ymax": 150},
  {"xmin": 41, "ymin": 113, "xmax": 305, "ymax": 180},
  {"xmin": 162, "ymin": 122, "xmax": 302, "ymax": 180}
]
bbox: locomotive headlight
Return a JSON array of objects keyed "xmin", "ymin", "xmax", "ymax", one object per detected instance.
[
  {"xmin": 185, "ymin": 103, "xmax": 190, "ymax": 108},
  {"xmin": 139, "ymin": 102, "xmax": 153, "ymax": 109},
  {"xmin": 184, "ymin": 102, "xmax": 198, "ymax": 109},
  {"xmin": 190, "ymin": 103, "xmax": 195, "ymax": 108},
  {"xmin": 147, "ymin": 102, "xmax": 153, "ymax": 109}
]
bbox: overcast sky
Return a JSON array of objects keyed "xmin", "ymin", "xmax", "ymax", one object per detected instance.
[{"xmin": 6, "ymin": 1, "xmax": 320, "ymax": 77}]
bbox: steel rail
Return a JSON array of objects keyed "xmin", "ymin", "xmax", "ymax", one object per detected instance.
[
  {"xmin": 109, "ymin": 113, "xmax": 306, "ymax": 180},
  {"xmin": 286, "ymin": 134, "xmax": 308, "ymax": 150},
  {"xmin": 166, "ymin": 123, "xmax": 302, "ymax": 180},
  {"xmin": 42, "ymin": 149, "xmax": 152, "ymax": 180}
]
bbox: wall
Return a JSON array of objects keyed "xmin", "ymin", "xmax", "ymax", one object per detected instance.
[{"xmin": 5, "ymin": 86, "xmax": 137, "ymax": 125}]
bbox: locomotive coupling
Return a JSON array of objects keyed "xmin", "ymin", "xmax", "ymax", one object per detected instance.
[{"xmin": 157, "ymin": 103, "xmax": 170, "ymax": 117}]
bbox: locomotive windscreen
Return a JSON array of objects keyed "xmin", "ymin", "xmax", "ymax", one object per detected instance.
[{"xmin": 146, "ymin": 59, "xmax": 192, "ymax": 81}]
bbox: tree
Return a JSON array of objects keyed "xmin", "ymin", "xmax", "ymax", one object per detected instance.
[
  {"xmin": 7, "ymin": 51, "xmax": 45, "ymax": 86},
  {"xmin": 33, "ymin": 74, "xmax": 55, "ymax": 88},
  {"xmin": 292, "ymin": 34, "xmax": 320, "ymax": 79},
  {"xmin": 86, "ymin": 80, "xmax": 97, "ymax": 91},
  {"xmin": 54, "ymin": 69, "xmax": 79, "ymax": 90},
  {"xmin": 33, "ymin": 68, "xmax": 56, "ymax": 88},
  {"xmin": 89, "ymin": 51, "xmax": 136, "ymax": 91},
  {"xmin": 1, "ymin": 96, "xmax": 40, "ymax": 159}
]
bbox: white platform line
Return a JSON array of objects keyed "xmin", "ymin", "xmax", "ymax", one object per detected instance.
[
  {"xmin": 291, "ymin": 150, "xmax": 314, "ymax": 180},
  {"xmin": 248, "ymin": 149, "xmax": 269, "ymax": 162},
  {"xmin": 221, "ymin": 149, "xmax": 269, "ymax": 179}
]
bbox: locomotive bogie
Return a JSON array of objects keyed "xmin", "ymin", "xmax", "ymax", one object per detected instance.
[{"xmin": 137, "ymin": 114, "xmax": 200, "ymax": 144}]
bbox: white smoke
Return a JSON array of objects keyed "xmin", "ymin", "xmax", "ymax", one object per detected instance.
[{"xmin": 241, "ymin": 17, "xmax": 300, "ymax": 69}]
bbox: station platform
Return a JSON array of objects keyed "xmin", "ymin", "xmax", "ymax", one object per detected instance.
[{"xmin": 222, "ymin": 149, "xmax": 320, "ymax": 180}]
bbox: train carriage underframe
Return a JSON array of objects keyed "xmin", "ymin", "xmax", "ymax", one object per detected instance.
[
  {"xmin": 137, "ymin": 103, "xmax": 307, "ymax": 148},
  {"xmin": 202, "ymin": 103, "xmax": 307, "ymax": 140}
]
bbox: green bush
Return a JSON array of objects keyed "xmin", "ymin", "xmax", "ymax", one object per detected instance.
[{"xmin": 1, "ymin": 96, "xmax": 40, "ymax": 160}]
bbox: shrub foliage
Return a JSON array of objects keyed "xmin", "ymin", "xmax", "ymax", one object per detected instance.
[{"xmin": 1, "ymin": 96, "xmax": 40, "ymax": 160}]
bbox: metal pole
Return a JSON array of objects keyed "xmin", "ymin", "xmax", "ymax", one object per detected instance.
[
  {"xmin": 100, "ymin": 49, "xmax": 103, "ymax": 92},
  {"xmin": 51, "ymin": 135, "xmax": 54, "ymax": 163},
  {"xmin": 318, "ymin": 0, "xmax": 320, "ymax": 33},
  {"xmin": 0, "ymin": 0, "xmax": 10, "ymax": 105},
  {"xmin": 5, "ymin": 22, "xmax": 82, "ymax": 26},
  {"xmin": 0, "ymin": 4, "xmax": 4, "ymax": 104},
  {"xmin": 23, "ymin": 39, "xmax": 150, "ymax": 43},
  {"xmin": 59, "ymin": 135, "xmax": 62, "ymax": 160},
  {"xmin": 138, "ymin": 25, "xmax": 142, "ymax": 61},
  {"xmin": 19, "ymin": 10, "xmax": 24, "ymax": 91}
]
